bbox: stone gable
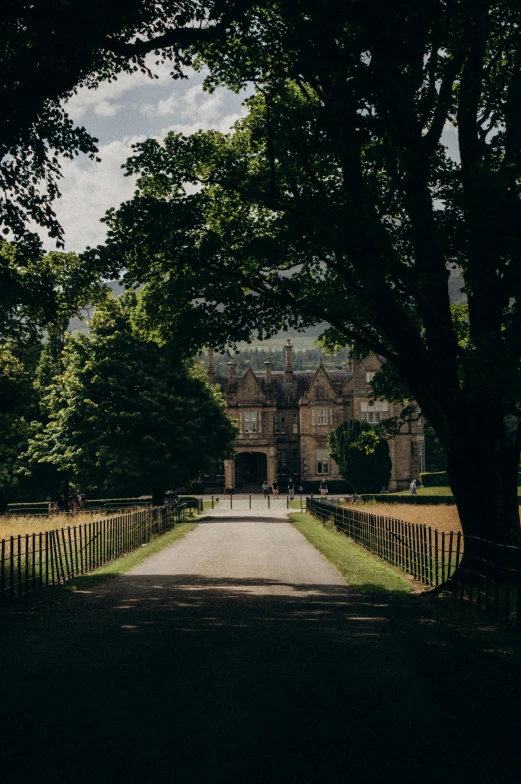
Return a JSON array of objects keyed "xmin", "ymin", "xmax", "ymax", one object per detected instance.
[{"xmin": 208, "ymin": 346, "xmax": 425, "ymax": 492}]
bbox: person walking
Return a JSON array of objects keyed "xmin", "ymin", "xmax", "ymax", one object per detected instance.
[
  {"xmin": 287, "ymin": 477, "xmax": 294, "ymax": 500},
  {"xmin": 319, "ymin": 480, "xmax": 328, "ymax": 498},
  {"xmin": 272, "ymin": 478, "xmax": 279, "ymax": 498},
  {"xmin": 262, "ymin": 480, "xmax": 269, "ymax": 498},
  {"xmin": 410, "ymin": 478, "xmax": 417, "ymax": 495}
]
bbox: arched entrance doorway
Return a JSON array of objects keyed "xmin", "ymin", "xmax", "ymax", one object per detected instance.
[{"xmin": 235, "ymin": 452, "xmax": 268, "ymax": 492}]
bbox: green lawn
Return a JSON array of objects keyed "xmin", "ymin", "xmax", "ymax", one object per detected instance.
[
  {"xmin": 65, "ymin": 522, "xmax": 196, "ymax": 591},
  {"xmin": 393, "ymin": 485, "xmax": 521, "ymax": 497},
  {"xmin": 392, "ymin": 486, "xmax": 454, "ymax": 496},
  {"xmin": 289, "ymin": 511, "xmax": 412, "ymax": 595}
]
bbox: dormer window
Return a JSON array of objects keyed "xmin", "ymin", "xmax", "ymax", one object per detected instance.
[
  {"xmin": 312, "ymin": 407, "xmax": 333, "ymax": 426},
  {"xmin": 242, "ymin": 411, "xmax": 260, "ymax": 433}
]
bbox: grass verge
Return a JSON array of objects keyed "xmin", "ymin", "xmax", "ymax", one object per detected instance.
[
  {"xmin": 64, "ymin": 522, "xmax": 196, "ymax": 592},
  {"xmin": 289, "ymin": 511, "xmax": 412, "ymax": 595},
  {"xmin": 392, "ymin": 485, "xmax": 521, "ymax": 497}
]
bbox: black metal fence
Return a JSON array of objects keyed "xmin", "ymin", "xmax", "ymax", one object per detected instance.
[
  {"xmin": 0, "ymin": 504, "xmax": 192, "ymax": 601},
  {"xmin": 306, "ymin": 498, "xmax": 521, "ymax": 629}
]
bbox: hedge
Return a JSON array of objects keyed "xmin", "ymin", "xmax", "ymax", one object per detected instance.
[
  {"xmin": 419, "ymin": 471, "xmax": 448, "ymax": 487},
  {"xmin": 357, "ymin": 493, "xmax": 521, "ymax": 506},
  {"xmin": 420, "ymin": 471, "xmax": 521, "ymax": 487},
  {"xmin": 358, "ymin": 493, "xmax": 457, "ymax": 505}
]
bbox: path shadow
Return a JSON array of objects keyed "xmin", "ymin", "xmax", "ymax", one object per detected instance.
[
  {"xmin": 1, "ymin": 574, "xmax": 521, "ymax": 783},
  {"xmin": 200, "ymin": 516, "xmax": 290, "ymax": 523}
]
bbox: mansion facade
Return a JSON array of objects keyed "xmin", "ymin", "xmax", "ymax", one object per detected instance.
[{"xmin": 206, "ymin": 342, "xmax": 424, "ymax": 493}]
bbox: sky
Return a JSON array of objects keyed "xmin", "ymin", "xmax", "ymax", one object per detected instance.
[
  {"xmin": 48, "ymin": 57, "xmax": 460, "ymax": 254},
  {"xmin": 49, "ymin": 58, "xmax": 249, "ymax": 252}
]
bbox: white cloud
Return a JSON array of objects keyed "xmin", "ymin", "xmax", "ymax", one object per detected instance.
[
  {"xmin": 94, "ymin": 100, "xmax": 123, "ymax": 117},
  {"xmin": 46, "ymin": 136, "xmax": 145, "ymax": 252},
  {"xmin": 65, "ymin": 57, "xmax": 178, "ymax": 121},
  {"xmin": 142, "ymin": 83, "xmax": 224, "ymax": 120},
  {"xmin": 44, "ymin": 67, "xmax": 250, "ymax": 251},
  {"xmin": 142, "ymin": 83, "xmax": 249, "ymax": 136}
]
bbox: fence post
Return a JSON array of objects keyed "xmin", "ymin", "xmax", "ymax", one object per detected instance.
[
  {"xmin": 1, "ymin": 538, "xmax": 4, "ymax": 599},
  {"xmin": 25, "ymin": 534, "xmax": 29, "ymax": 594},
  {"xmin": 249, "ymin": 494, "xmax": 251, "ymax": 509},
  {"xmin": 17, "ymin": 535, "xmax": 22, "ymax": 596}
]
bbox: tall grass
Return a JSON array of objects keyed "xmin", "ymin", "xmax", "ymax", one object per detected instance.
[
  {"xmin": 354, "ymin": 501, "xmax": 462, "ymax": 533},
  {"xmin": 0, "ymin": 511, "xmax": 112, "ymax": 539}
]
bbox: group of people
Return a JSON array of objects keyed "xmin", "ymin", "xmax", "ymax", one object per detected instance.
[
  {"xmin": 261, "ymin": 479, "xmax": 329, "ymax": 499},
  {"xmin": 261, "ymin": 478, "xmax": 302, "ymax": 499}
]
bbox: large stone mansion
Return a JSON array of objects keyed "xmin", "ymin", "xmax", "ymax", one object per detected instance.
[{"xmin": 205, "ymin": 342, "xmax": 424, "ymax": 493}]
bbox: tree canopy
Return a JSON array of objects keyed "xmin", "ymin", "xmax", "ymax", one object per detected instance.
[
  {"xmin": 1, "ymin": 0, "xmax": 253, "ymax": 245},
  {"xmin": 28, "ymin": 293, "xmax": 237, "ymax": 504},
  {"xmin": 90, "ymin": 1, "xmax": 521, "ymax": 543},
  {"xmin": 329, "ymin": 420, "xmax": 392, "ymax": 495}
]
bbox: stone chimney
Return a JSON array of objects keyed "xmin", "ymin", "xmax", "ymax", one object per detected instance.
[
  {"xmin": 207, "ymin": 348, "xmax": 215, "ymax": 384},
  {"xmin": 264, "ymin": 355, "xmax": 272, "ymax": 387},
  {"xmin": 227, "ymin": 356, "xmax": 236, "ymax": 389},
  {"xmin": 284, "ymin": 339, "xmax": 293, "ymax": 384}
]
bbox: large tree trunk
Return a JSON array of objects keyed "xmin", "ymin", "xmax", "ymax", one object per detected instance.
[
  {"xmin": 152, "ymin": 487, "xmax": 166, "ymax": 507},
  {"xmin": 446, "ymin": 410, "xmax": 521, "ymax": 546}
]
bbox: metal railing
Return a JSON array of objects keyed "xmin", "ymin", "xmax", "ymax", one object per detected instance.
[
  {"xmin": 306, "ymin": 498, "xmax": 521, "ymax": 629},
  {"xmin": 0, "ymin": 504, "xmax": 191, "ymax": 601}
]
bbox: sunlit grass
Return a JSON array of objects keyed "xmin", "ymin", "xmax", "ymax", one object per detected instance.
[
  {"xmin": 355, "ymin": 501, "xmax": 462, "ymax": 533},
  {"xmin": 393, "ymin": 485, "xmax": 521, "ymax": 497},
  {"xmin": 0, "ymin": 511, "xmax": 113, "ymax": 539},
  {"xmin": 65, "ymin": 522, "xmax": 197, "ymax": 591},
  {"xmin": 290, "ymin": 512, "xmax": 412, "ymax": 595}
]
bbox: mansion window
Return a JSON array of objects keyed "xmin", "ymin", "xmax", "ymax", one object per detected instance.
[
  {"xmin": 241, "ymin": 411, "xmax": 261, "ymax": 434},
  {"xmin": 216, "ymin": 461, "xmax": 225, "ymax": 477},
  {"xmin": 361, "ymin": 401, "xmax": 388, "ymax": 424},
  {"xmin": 279, "ymin": 449, "xmax": 300, "ymax": 476},
  {"xmin": 366, "ymin": 371, "xmax": 377, "ymax": 383},
  {"xmin": 317, "ymin": 449, "xmax": 329, "ymax": 475},
  {"xmin": 312, "ymin": 407, "xmax": 333, "ymax": 426},
  {"xmin": 292, "ymin": 412, "xmax": 299, "ymax": 434},
  {"xmin": 275, "ymin": 413, "xmax": 287, "ymax": 434},
  {"xmin": 412, "ymin": 441, "xmax": 425, "ymax": 473}
]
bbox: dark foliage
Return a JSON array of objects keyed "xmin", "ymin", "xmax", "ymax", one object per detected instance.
[{"xmin": 329, "ymin": 420, "xmax": 392, "ymax": 494}]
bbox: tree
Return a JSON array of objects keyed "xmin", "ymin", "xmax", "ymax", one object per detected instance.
[
  {"xmin": 0, "ymin": 0, "xmax": 255, "ymax": 245},
  {"xmin": 29, "ymin": 293, "xmax": 237, "ymax": 505},
  {"xmin": 90, "ymin": 1, "xmax": 521, "ymax": 545},
  {"xmin": 0, "ymin": 346, "xmax": 41, "ymax": 512},
  {"xmin": 0, "ymin": 243, "xmax": 110, "ymax": 510},
  {"xmin": 329, "ymin": 420, "xmax": 391, "ymax": 495},
  {"xmin": 0, "ymin": 240, "xmax": 109, "ymax": 348}
]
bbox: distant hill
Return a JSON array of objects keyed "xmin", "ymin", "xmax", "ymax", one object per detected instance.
[
  {"xmin": 68, "ymin": 281, "xmax": 127, "ymax": 334},
  {"xmin": 69, "ymin": 271, "xmax": 467, "ymax": 346}
]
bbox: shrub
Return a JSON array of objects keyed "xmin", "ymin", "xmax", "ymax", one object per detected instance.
[
  {"xmin": 419, "ymin": 471, "xmax": 448, "ymax": 487},
  {"xmin": 329, "ymin": 420, "xmax": 392, "ymax": 494}
]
